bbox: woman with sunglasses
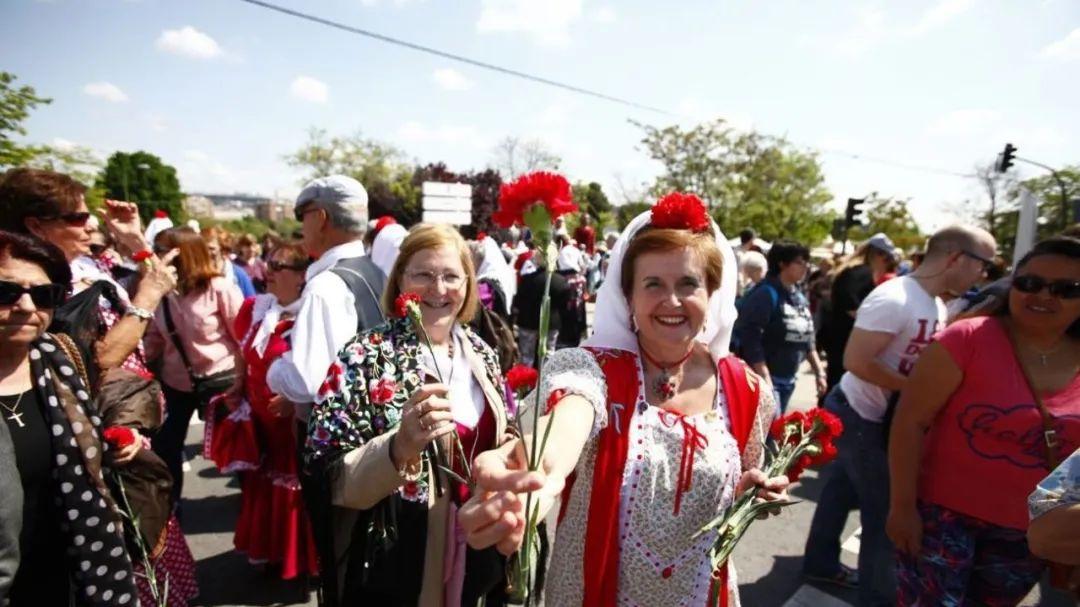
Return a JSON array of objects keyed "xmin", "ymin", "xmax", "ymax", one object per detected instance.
[
  {"xmin": 0, "ymin": 230, "xmax": 141, "ymax": 605},
  {"xmin": 218, "ymin": 242, "xmax": 319, "ymax": 582},
  {"xmin": 888, "ymin": 235, "xmax": 1080, "ymax": 606}
]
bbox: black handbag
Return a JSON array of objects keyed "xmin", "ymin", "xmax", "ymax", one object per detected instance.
[{"xmin": 162, "ymin": 298, "xmax": 237, "ymax": 416}]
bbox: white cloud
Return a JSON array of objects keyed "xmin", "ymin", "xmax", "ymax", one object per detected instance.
[
  {"xmin": 591, "ymin": 5, "xmax": 616, "ymax": 23},
  {"xmin": 51, "ymin": 138, "xmax": 77, "ymax": 151},
  {"xmin": 476, "ymin": 0, "xmax": 583, "ymax": 47},
  {"xmin": 910, "ymin": 0, "xmax": 976, "ymax": 34},
  {"xmin": 82, "ymin": 81, "xmax": 129, "ymax": 103},
  {"xmin": 925, "ymin": 108, "xmax": 1001, "ymax": 137},
  {"xmin": 1040, "ymin": 28, "xmax": 1080, "ymax": 61},
  {"xmin": 832, "ymin": 6, "xmax": 888, "ymax": 55},
  {"xmin": 398, "ymin": 121, "xmax": 489, "ymax": 149},
  {"xmin": 432, "ymin": 68, "xmax": 473, "ymax": 91},
  {"xmin": 290, "ymin": 76, "xmax": 329, "ymax": 103},
  {"xmin": 675, "ymin": 97, "xmax": 753, "ymax": 131},
  {"xmin": 155, "ymin": 26, "xmax": 223, "ymax": 60}
]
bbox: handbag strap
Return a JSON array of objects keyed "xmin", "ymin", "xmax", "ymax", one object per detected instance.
[
  {"xmin": 1002, "ymin": 319, "xmax": 1062, "ymax": 470},
  {"xmin": 162, "ymin": 297, "xmax": 200, "ymax": 386}
]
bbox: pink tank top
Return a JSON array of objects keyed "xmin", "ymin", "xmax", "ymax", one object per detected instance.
[{"xmin": 918, "ymin": 316, "xmax": 1080, "ymax": 530}]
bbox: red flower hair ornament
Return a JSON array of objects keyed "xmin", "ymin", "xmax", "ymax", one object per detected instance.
[
  {"xmin": 373, "ymin": 215, "xmax": 397, "ymax": 235},
  {"xmin": 493, "ymin": 171, "xmax": 577, "ymax": 229},
  {"xmin": 651, "ymin": 192, "xmax": 711, "ymax": 233}
]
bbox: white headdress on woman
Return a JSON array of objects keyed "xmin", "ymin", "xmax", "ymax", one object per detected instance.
[
  {"xmin": 583, "ymin": 194, "xmax": 738, "ymax": 362},
  {"xmin": 476, "ymin": 234, "xmax": 516, "ymax": 315},
  {"xmin": 370, "ymin": 222, "xmax": 408, "ymax": 277}
]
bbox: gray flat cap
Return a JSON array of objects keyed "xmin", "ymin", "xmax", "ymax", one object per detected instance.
[{"xmin": 296, "ymin": 174, "xmax": 369, "ymax": 217}]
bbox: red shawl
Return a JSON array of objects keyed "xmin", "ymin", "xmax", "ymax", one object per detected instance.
[{"xmin": 569, "ymin": 350, "xmax": 759, "ymax": 607}]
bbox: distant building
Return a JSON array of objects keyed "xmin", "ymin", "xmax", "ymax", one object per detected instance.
[
  {"xmin": 256, "ymin": 200, "xmax": 291, "ymax": 222},
  {"xmin": 183, "ymin": 195, "xmax": 214, "ymax": 218},
  {"xmin": 184, "ymin": 192, "xmax": 292, "ymax": 223}
]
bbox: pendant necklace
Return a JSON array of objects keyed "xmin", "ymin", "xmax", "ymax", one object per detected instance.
[
  {"xmin": 1, "ymin": 391, "xmax": 26, "ymax": 429},
  {"xmin": 639, "ymin": 343, "xmax": 695, "ymax": 400},
  {"xmin": 1025, "ymin": 341, "xmax": 1065, "ymax": 367}
]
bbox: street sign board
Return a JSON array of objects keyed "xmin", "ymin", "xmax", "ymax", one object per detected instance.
[
  {"xmin": 422, "ymin": 209, "xmax": 472, "ymax": 225},
  {"xmin": 421, "ymin": 181, "xmax": 472, "ymax": 225}
]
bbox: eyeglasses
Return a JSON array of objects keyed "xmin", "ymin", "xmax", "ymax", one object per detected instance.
[
  {"xmin": 294, "ymin": 204, "xmax": 321, "ymax": 222},
  {"xmin": 0, "ymin": 280, "xmax": 68, "ymax": 308},
  {"xmin": 405, "ymin": 271, "xmax": 465, "ymax": 290},
  {"xmin": 268, "ymin": 260, "xmax": 308, "ymax": 272},
  {"xmin": 41, "ymin": 212, "xmax": 92, "ymax": 227},
  {"xmin": 1012, "ymin": 274, "xmax": 1080, "ymax": 300},
  {"xmin": 961, "ymin": 250, "xmax": 995, "ymax": 274}
]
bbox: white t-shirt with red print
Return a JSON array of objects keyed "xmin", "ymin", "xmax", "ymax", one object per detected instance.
[{"xmin": 839, "ymin": 276, "xmax": 947, "ymax": 422}]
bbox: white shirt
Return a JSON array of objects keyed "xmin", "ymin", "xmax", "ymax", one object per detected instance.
[
  {"xmin": 266, "ymin": 240, "xmax": 368, "ymax": 420},
  {"xmin": 840, "ymin": 276, "xmax": 946, "ymax": 422},
  {"xmin": 418, "ymin": 326, "xmax": 486, "ymax": 428}
]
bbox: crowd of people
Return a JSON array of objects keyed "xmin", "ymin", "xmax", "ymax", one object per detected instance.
[{"xmin": 0, "ymin": 165, "xmax": 1076, "ymax": 607}]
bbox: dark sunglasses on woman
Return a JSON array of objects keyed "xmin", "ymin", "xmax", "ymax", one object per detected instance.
[
  {"xmin": 42, "ymin": 211, "xmax": 93, "ymax": 227},
  {"xmin": 0, "ymin": 280, "xmax": 68, "ymax": 308},
  {"xmin": 267, "ymin": 260, "xmax": 308, "ymax": 272},
  {"xmin": 1012, "ymin": 274, "xmax": 1080, "ymax": 299}
]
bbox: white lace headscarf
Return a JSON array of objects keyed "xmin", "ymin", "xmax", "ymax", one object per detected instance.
[
  {"xmin": 476, "ymin": 235, "xmax": 516, "ymax": 315},
  {"xmin": 583, "ymin": 210, "xmax": 738, "ymax": 363},
  {"xmin": 370, "ymin": 222, "xmax": 408, "ymax": 277}
]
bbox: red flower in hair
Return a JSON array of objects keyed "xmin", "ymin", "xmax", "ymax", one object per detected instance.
[
  {"xmin": 395, "ymin": 292, "xmax": 423, "ymax": 319},
  {"xmin": 506, "ymin": 364, "xmax": 539, "ymax": 394},
  {"xmin": 132, "ymin": 250, "xmax": 153, "ymax": 263},
  {"xmin": 651, "ymin": 192, "xmax": 710, "ymax": 232},
  {"xmin": 103, "ymin": 426, "xmax": 136, "ymax": 449},
  {"xmin": 493, "ymin": 171, "xmax": 577, "ymax": 228},
  {"xmin": 373, "ymin": 215, "xmax": 397, "ymax": 235},
  {"xmin": 476, "ymin": 231, "xmax": 488, "ymax": 241},
  {"xmin": 154, "ymin": 210, "xmax": 168, "ymax": 219}
]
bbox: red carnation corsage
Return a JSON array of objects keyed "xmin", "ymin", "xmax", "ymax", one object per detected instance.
[
  {"xmin": 493, "ymin": 171, "xmax": 577, "ymax": 228},
  {"xmin": 651, "ymin": 192, "xmax": 710, "ymax": 233}
]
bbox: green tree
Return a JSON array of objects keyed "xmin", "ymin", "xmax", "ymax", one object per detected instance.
[
  {"xmin": 633, "ymin": 118, "xmax": 835, "ymax": 245},
  {"xmin": 616, "ymin": 201, "xmax": 652, "ymax": 230},
  {"xmin": 489, "ymin": 136, "xmax": 561, "ymax": 179},
  {"xmin": 571, "ymin": 181, "xmax": 613, "ymax": 229},
  {"xmin": 0, "ymin": 72, "xmax": 52, "ymax": 168},
  {"xmin": 849, "ymin": 194, "xmax": 924, "ymax": 252},
  {"xmin": 988, "ymin": 166, "xmax": 1080, "ymax": 257},
  {"xmin": 97, "ymin": 151, "xmax": 185, "ymax": 224}
]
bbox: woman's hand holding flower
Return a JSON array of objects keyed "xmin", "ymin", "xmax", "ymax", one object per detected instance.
[
  {"xmin": 392, "ymin": 383, "xmax": 456, "ymax": 469},
  {"xmin": 736, "ymin": 468, "xmax": 791, "ymax": 518}
]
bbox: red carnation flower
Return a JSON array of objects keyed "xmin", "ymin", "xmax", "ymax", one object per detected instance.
[
  {"xmin": 476, "ymin": 231, "xmax": 488, "ymax": 241},
  {"xmin": 132, "ymin": 250, "xmax": 153, "ymax": 263},
  {"xmin": 103, "ymin": 426, "xmax": 136, "ymax": 449},
  {"xmin": 506, "ymin": 364, "xmax": 539, "ymax": 394},
  {"xmin": 373, "ymin": 215, "xmax": 397, "ymax": 235},
  {"xmin": 395, "ymin": 292, "xmax": 422, "ymax": 319},
  {"xmin": 810, "ymin": 441, "xmax": 839, "ymax": 466},
  {"xmin": 786, "ymin": 454, "xmax": 814, "ymax": 483},
  {"xmin": 811, "ymin": 408, "xmax": 843, "ymax": 439},
  {"xmin": 651, "ymin": 192, "xmax": 710, "ymax": 233},
  {"xmin": 154, "ymin": 210, "xmax": 168, "ymax": 219},
  {"xmin": 493, "ymin": 171, "xmax": 577, "ymax": 228}
]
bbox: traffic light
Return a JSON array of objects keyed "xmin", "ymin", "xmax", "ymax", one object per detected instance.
[
  {"xmin": 996, "ymin": 143, "xmax": 1017, "ymax": 173},
  {"xmin": 844, "ymin": 197, "xmax": 864, "ymax": 229}
]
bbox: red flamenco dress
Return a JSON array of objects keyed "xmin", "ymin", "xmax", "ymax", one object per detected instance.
[{"xmin": 218, "ymin": 296, "xmax": 319, "ymax": 579}]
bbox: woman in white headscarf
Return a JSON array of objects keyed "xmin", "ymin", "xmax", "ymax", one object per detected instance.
[
  {"xmin": 475, "ymin": 233, "xmax": 516, "ymax": 318},
  {"xmin": 371, "ymin": 221, "xmax": 408, "ymax": 278},
  {"xmin": 458, "ymin": 193, "xmax": 788, "ymax": 607}
]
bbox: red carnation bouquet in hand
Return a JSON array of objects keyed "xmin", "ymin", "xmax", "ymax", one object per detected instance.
[{"xmin": 695, "ymin": 407, "xmax": 843, "ymax": 599}]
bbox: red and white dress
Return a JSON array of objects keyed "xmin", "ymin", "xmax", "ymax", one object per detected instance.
[
  {"xmin": 226, "ymin": 295, "xmax": 318, "ymax": 579},
  {"xmin": 540, "ymin": 347, "xmax": 774, "ymax": 607}
]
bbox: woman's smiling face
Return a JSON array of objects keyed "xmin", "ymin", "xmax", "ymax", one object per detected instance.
[
  {"xmin": 399, "ymin": 245, "xmax": 467, "ymax": 333},
  {"xmin": 628, "ymin": 246, "xmax": 710, "ymax": 349}
]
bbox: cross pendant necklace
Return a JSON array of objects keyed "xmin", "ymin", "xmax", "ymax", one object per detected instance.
[{"xmin": 1, "ymin": 392, "xmax": 26, "ymax": 429}]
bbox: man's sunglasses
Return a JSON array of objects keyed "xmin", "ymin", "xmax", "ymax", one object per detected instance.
[
  {"xmin": 41, "ymin": 212, "xmax": 92, "ymax": 227},
  {"xmin": 1012, "ymin": 274, "xmax": 1080, "ymax": 299},
  {"xmin": 961, "ymin": 250, "xmax": 995, "ymax": 273},
  {"xmin": 294, "ymin": 204, "xmax": 321, "ymax": 222},
  {"xmin": 0, "ymin": 280, "xmax": 68, "ymax": 308},
  {"xmin": 268, "ymin": 260, "xmax": 308, "ymax": 272}
]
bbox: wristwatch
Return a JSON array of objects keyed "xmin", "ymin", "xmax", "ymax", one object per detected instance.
[{"xmin": 125, "ymin": 305, "xmax": 154, "ymax": 321}]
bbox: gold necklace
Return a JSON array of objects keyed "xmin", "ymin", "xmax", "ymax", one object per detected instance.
[{"xmin": 0, "ymin": 391, "xmax": 27, "ymax": 429}]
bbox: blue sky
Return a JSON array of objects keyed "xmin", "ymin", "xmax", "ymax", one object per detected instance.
[{"xmin": 4, "ymin": 0, "xmax": 1079, "ymax": 231}]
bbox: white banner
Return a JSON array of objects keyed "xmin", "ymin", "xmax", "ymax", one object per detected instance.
[{"xmin": 422, "ymin": 209, "xmax": 473, "ymax": 225}]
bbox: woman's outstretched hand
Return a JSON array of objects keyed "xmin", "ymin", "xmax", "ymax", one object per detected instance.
[{"xmin": 458, "ymin": 439, "xmax": 546, "ymax": 555}]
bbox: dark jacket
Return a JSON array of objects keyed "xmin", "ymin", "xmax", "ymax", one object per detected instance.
[
  {"xmin": 513, "ymin": 269, "xmax": 571, "ymax": 331},
  {"xmin": 735, "ymin": 276, "xmax": 816, "ymax": 378}
]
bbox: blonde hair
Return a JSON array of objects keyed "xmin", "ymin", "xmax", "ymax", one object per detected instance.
[{"xmin": 382, "ymin": 223, "xmax": 480, "ymax": 323}]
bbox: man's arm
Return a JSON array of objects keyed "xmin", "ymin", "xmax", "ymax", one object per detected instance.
[
  {"xmin": 266, "ymin": 277, "xmax": 358, "ymax": 404},
  {"xmin": 843, "ymin": 328, "xmax": 906, "ymax": 391}
]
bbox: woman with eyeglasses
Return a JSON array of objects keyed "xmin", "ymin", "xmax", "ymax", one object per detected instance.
[
  {"xmin": 0, "ymin": 230, "xmax": 141, "ymax": 606},
  {"xmin": 887, "ymin": 236, "xmax": 1080, "ymax": 606},
  {"xmin": 305, "ymin": 223, "xmax": 514, "ymax": 606},
  {"xmin": 216, "ymin": 242, "xmax": 319, "ymax": 581}
]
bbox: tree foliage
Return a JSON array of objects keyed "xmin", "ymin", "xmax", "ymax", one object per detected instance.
[
  {"xmin": 98, "ymin": 151, "xmax": 185, "ymax": 224},
  {"xmin": 616, "ymin": 201, "xmax": 652, "ymax": 230},
  {"xmin": 489, "ymin": 136, "xmax": 561, "ymax": 179},
  {"xmin": 0, "ymin": 72, "xmax": 52, "ymax": 168},
  {"xmin": 571, "ymin": 181, "xmax": 613, "ymax": 229},
  {"xmin": 633, "ymin": 118, "xmax": 835, "ymax": 245},
  {"xmin": 848, "ymin": 194, "xmax": 924, "ymax": 252}
]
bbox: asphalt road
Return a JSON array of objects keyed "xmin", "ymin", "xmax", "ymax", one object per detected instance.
[{"xmin": 179, "ymin": 365, "xmax": 1072, "ymax": 607}]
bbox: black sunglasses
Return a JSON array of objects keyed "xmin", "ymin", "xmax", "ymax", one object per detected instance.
[
  {"xmin": 0, "ymin": 280, "xmax": 68, "ymax": 308},
  {"xmin": 42, "ymin": 211, "xmax": 92, "ymax": 227},
  {"xmin": 1012, "ymin": 274, "xmax": 1080, "ymax": 300},
  {"xmin": 961, "ymin": 250, "xmax": 995, "ymax": 273},
  {"xmin": 268, "ymin": 260, "xmax": 308, "ymax": 272}
]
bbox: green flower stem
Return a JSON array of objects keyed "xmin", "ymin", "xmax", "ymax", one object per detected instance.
[{"xmin": 114, "ymin": 472, "xmax": 168, "ymax": 606}]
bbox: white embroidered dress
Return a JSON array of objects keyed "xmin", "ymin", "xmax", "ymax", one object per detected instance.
[{"xmin": 540, "ymin": 347, "xmax": 773, "ymax": 607}]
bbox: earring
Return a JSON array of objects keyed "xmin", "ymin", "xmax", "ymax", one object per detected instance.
[{"xmin": 630, "ymin": 315, "xmax": 638, "ymax": 333}]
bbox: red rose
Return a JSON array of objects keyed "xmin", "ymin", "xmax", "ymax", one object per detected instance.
[
  {"xmin": 395, "ymin": 292, "xmax": 422, "ymax": 319},
  {"xmin": 506, "ymin": 364, "xmax": 539, "ymax": 394},
  {"xmin": 103, "ymin": 426, "xmax": 136, "ymax": 449},
  {"xmin": 651, "ymin": 192, "xmax": 710, "ymax": 233},
  {"xmin": 493, "ymin": 171, "xmax": 577, "ymax": 228},
  {"xmin": 132, "ymin": 250, "xmax": 153, "ymax": 263},
  {"xmin": 370, "ymin": 377, "xmax": 398, "ymax": 405}
]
